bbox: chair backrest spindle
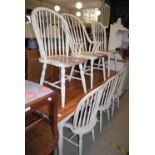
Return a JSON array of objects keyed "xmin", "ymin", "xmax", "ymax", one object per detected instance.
[
  {"xmin": 63, "ymin": 14, "xmax": 95, "ymax": 56},
  {"xmin": 91, "ymin": 21, "xmax": 107, "ymax": 51},
  {"xmin": 99, "ymin": 73, "xmax": 119, "ymax": 109},
  {"xmin": 31, "ymin": 7, "xmax": 69, "ymax": 60},
  {"xmin": 73, "ymin": 85, "xmax": 103, "ymax": 132},
  {"xmin": 115, "ymin": 66, "xmax": 129, "ymax": 97}
]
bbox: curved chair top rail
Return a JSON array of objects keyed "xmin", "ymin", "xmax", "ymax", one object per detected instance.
[
  {"xmin": 91, "ymin": 21, "xmax": 107, "ymax": 51},
  {"xmin": 99, "ymin": 71, "xmax": 119, "ymax": 109},
  {"xmin": 31, "ymin": 7, "xmax": 69, "ymax": 60},
  {"xmin": 73, "ymin": 83, "xmax": 104, "ymax": 131},
  {"xmin": 72, "ymin": 69, "xmax": 124, "ymax": 131},
  {"xmin": 69, "ymin": 65, "xmax": 128, "ymax": 133},
  {"xmin": 62, "ymin": 13, "xmax": 97, "ymax": 54},
  {"xmin": 62, "ymin": 13, "xmax": 94, "ymax": 44}
]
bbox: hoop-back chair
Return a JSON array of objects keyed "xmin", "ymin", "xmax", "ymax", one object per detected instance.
[
  {"xmin": 111, "ymin": 65, "xmax": 129, "ymax": 117},
  {"xmin": 98, "ymin": 73, "xmax": 119, "ymax": 132},
  {"xmin": 62, "ymin": 14, "xmax": 107, "ymax": 89},
  {"xmin": 91, "ymin": 21, "xmax": 119, "ymax": 76},
  {"xmin": 61, "ymin": 83, "xmax": 105, "ymax": 155},
  {"xmin": 31, "ymin": 7, "xmax": 87, "ymax": 108}
]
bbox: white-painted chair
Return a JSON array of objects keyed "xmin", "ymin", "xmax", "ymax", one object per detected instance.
[
  {"xmin": 111, "ymin": 65, "xmax": 129, "ymax": 117},
  {"xmin": 60, "ymin": 83, "xmax": 104, "ymax": 155},
  {"xmin": 91, "ymin": 21, "xmax": 119, "ymax": 76},
  {"xmin": 98, "ymin": 73, "xmax": 119, "ymax": 132},
  {"xmin": 31, "ymin": 7, "xmax": 87, "ymax": 108},
  {"xmin": 62, "ymin": 13, "xmax": 107, "ymax": 89}
]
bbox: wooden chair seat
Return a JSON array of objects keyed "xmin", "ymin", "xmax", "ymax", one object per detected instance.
[
  {"xmin": 39, "ymin": 56, "xmax": 87, "ymax": 68},
  {"xmin": 81, "ymin": 52, "xmax": 106, "ymax": 58},
  {"xmin": 95, "ymin": 50, "xmax": 119, "ymax": 55},
  {"xmin": 72, "ymin": 53, "xmax": 97, "ymax": 60}
]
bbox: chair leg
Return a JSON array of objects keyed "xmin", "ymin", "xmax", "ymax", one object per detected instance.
[
  {"xmin": 91, "ymin": 128, "xmax": 95, "ymax": 142},
  {"xmin": 98, "ymin": 59, "xmax": 101, "ymax": 69},
  {"xmin": 40, "ymin": 63, "xmax": 47, "ymax": 85},
  {"xmin": 83, "ymin": 62, "xmax": 87, "ymax": 73},
  {"xmin": 69, "ymin": 66, "xmax": 75, "ymax": 81},
  {"xmin": 107, "ymin": 55, "xmax": 110, "ymax": 77},
  {"xmin": 100, "ymin": 110, "xmax": 103, "ymax": 132},
  {"xmin": 111, "ymin": 98, "xmax": 115, "ymax": 117},
  {"xmin": 79, "ymin": 135, "xmax": 83, "ymax": 155},
  {"xmin": 58, "ymin": 123, "xmax": 64, "ymax": 155},
  {"xmin": 61, "ymin": 67, "xmax": 65, "ymax": 108},
  {"xmin": 117, "ymin": 96, "xmax": 120, "ymax": 109},
  {"xmin": 79, "ymin": 64, "xmax": 87, "ymax": 94},
  {"xmin": 107, "ymin": 108, "xmax": 110, "ymax": 121},
  {"xmin": 90, "ymin": 59, "xmax": 94, "ymax": 89},
  {"xmin": 102, "ymin": 57, "xmax": 106, "ymax": 81}
]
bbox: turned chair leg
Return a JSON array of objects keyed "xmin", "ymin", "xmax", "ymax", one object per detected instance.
[
  {"xmin": 40, "ymin": 63, "xmax": 47, "ymax": 85},
  {"xmin": 98, "ymin": 59, "xmax": 101, "ymax": 69},
  {"xmin": 61, "ymin": 67, "xmax": 66, "ymax": 108},
  {"xmin": 79, "ymin": 64, "xmax": 87, "ymax": 94},
  {"xmin": 69, "ymin": 66, "xmax": 75, "ymax": 81},
  {"xmin": 83, "ymin": 61, "xmax": 87, "ymax": 73}
]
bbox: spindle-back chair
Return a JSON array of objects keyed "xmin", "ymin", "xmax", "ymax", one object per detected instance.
[
  {"xmin": 111, "ymin": 65, "xmax": 129, "ymax": 117},
  {"xmin": 62, "ymin": 83, "xmax": 104, "ymax": 155},
  {"xmin": 98, "ymin": 73, "xmax": 119, "ymax": 132},
  {"xmin": 31, "ymin": 7, "xmax": 87, "ymax": 108},
  {"xmin": 63, "ymin": 13, "xmax": 107, "ymax": 89},
  {"xmin": 91, "ymin": 21, "xmax": 119, "ymax": 76}
]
